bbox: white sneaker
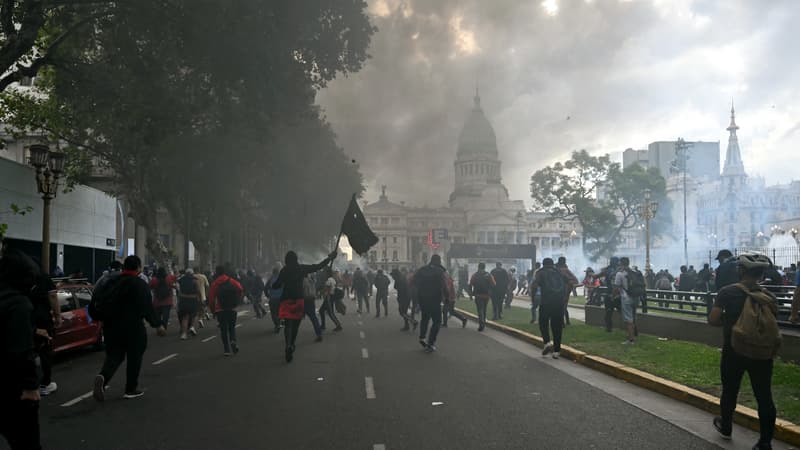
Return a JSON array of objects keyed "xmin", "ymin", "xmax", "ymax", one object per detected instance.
[
  {"xmin": 542, "ymin": 342, "xmax": 553, "ymax": 356},
  {"xmin": 39, "ymin": 382, "xmax": 57, "ymax": 396},
  {"xmin": 552, "ymin": 352, "xmax": 560, "ymax": 359},
  {"xmin": 197, "ymin": 319, "xmax": 205, "ymax": 329},
  {"xmin": 180, "ymin": 333, "xmax": 188, "ymax": 340},
  {"xmin": 189, "ymin": 327, "xmax": 197, "ymax": 336}
]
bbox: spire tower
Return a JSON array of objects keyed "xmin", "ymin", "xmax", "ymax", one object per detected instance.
[{"xmin": 722, "ymin": 101, "xmax": 746, "ymax": 178}]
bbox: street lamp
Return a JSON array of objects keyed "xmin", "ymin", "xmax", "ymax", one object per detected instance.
[
  {"xmin": 708, "ymin": 233, "xmax": 718, "ymax": 249},
  {"xmin": 28, "ymin": 144, "xmax": 66, "ymax": 275},
  {"xmin": 635, "ymin": 188, "xmax": 659, "ymax": 271}
]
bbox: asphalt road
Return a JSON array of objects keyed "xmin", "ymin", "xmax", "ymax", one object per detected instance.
[{"xmin": 3, "ymin": 295, "xmax": 767, "ymax": 450}]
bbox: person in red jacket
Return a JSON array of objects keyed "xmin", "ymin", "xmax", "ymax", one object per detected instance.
[{"xmin": 208, "ymin": 266, "xmax": 244, "ymax": 356}]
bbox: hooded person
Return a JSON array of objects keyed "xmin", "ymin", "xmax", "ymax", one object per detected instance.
[
  {"xmin": 270, "ymin": 250, "xmax": 337, "ymax": 363},
  {"xmin": 411, "ymin": 255, "xmax": 449, "ymax": 352},
  {"xmin": 0, "ymin": 248, "xmax": 43, "ymax": 449}
]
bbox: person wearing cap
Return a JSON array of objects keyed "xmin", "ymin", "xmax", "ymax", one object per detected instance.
[
  {"xmin": 708, "ymin": 253, "xmax": 778, "ymax": 449},
  {"xmin": 714, "ymin": 250, "xmax": 739, "ymax": 290}
]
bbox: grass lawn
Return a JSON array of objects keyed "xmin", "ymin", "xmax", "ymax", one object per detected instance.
[{"xmin": 457, "ymin": 299, "xmax": 800, "ymax": 424}]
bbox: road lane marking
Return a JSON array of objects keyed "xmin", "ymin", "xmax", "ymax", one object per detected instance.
[
  {"xmin": 201, "ymin": 336, "xmax": 216, "ymax": 342},
  {"xmin": 365, "ymin": 376, "xmax": 376, "ymax": 399},
  {"xmin": 235, "ymin": 324, "xmax": 242, "ymax": 328},
  {"xmin": 238, "ymin": 311, "xmax": 249, "ymax": 316},
  {"xmin": 362, "ymin": 348, "xmax": 369, "ymax": 359},
  {"xmin": 359, "ymin": 331, "xmax": 365, "ymax": 339},
  {"xmin": 61, "ymin": 391, "xmax": 93, "ymax": 407},
  {"xmin": 152, "ymin": 353, "xmax": 178, "ymax": 365},
  {"xmin": 373, "ymin": 445, "xmax": 386, "ymax": 450}
]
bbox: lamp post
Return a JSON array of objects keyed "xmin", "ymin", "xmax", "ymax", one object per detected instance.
[
  {"xmin": 28, "ymin": 144, "xmax": 66, "ymax": 275},
  {"xmin": 635, "ymin": 188, "xmax": 659, "ymax": 271}
]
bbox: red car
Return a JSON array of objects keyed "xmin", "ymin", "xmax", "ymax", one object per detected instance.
[{"xmin": 53, "ymin": 282, "xmax": 103, "ymax": 353}]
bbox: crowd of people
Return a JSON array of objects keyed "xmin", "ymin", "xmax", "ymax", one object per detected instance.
[{"xmin": 2, "ymin": 239, "xmax": 799, "ymax": 450}]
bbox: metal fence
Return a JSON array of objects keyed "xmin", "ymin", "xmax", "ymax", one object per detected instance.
[
  {"xmin": 708, "ymin": 246, "xmax": 800, "ymax": 270},
  {"xmin": 589, "ymin": 286, "xmax": 798, "ymax": 329}
]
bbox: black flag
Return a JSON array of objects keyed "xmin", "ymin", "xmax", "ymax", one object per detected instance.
[{"xmin": 340, "ymin": 194, "xmax": 378, "ymax": 255}]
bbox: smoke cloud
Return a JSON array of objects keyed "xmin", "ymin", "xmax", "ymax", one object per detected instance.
[{"xmin": 317, "ymin": 0, "xmax": 800, "ymax": 206}]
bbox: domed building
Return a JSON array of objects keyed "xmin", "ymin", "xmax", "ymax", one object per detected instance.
[{"xmin": 362, "ymin": 91, "xmax": 582, "ymax": 271}]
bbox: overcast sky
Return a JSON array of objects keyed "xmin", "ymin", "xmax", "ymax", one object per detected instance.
[{"xmin": 316, "ymin": 0, "xmax": 800, "ymax": 208}]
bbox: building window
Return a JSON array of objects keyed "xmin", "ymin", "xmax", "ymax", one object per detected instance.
[
  {"xmin": 382, "ymin": 250, "xmax": 387, "ymax": 260},
  {"xmin": 392, "ymin": 250, "xmax": 398, "ymax": 261},
  {"xmin": 487, "ymin": 231, "xmax": 495, "ymax": 244},
  {"xmin": 391, "ymin": 217, "xmax": 400, "ymax": 224},
  {"xmin": 369, "ymin": 251, "xmax": 377, "ymax": 262},
  {"xmin": 380, "ymin": 217, "xmax": 389, "ymax": 224},
  {"xmin": 392, "ymin": 237, "xmax": 398, "ymax": 244},
  {"xmin": 478, "ymin": 231, "xmax": 485, "ymax": 243}
]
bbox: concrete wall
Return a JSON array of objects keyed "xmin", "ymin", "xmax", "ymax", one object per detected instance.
[
  {"xmin": 0, "ymin": 156, "xmax": 117, "ymax": 251},
  {"xmin": 584, "ymin": 305, "xmax": 800, "ymax": 363}
]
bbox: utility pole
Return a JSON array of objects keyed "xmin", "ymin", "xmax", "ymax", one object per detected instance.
[{"xmin": 672, "ymin": 138, "xmax": 692, "ymax": 267}]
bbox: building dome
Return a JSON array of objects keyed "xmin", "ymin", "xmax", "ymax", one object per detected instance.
[{"xmin": 457, "ymin": 91, "xmax": 498, "ymax": 159}]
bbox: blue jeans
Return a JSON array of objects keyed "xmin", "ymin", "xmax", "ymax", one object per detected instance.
[
  {"xmin": 304, "ymin": 299, "xmax": 322, "ymax": 337},
  {"xmin": 217, "ymin": 310, "xmax": 237, "ymax": 353}
]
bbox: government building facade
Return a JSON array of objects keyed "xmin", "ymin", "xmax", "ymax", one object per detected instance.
[{"xmin": 362, "ymin": 92, "xmax": 581, "ymax": 272}]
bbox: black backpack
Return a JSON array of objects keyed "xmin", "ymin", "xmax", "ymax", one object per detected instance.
[
  {"xmin": 471, "ymin": 272, "xmax": 492, "ymax": 296},
  {"xmin": 625, "ymin": 268, "xmax": 646, "ymax": 298},
  {"xmin": 217, "ymin": 279, "xmax": 240, "ymax": 310},
  {"xmin": 89, "ymin": 272, "xmax": 124, "ymax": 321},
  {"xmin": 540, "ymin": 267, "xmax": 566, "ymax": 302},
  {"xmin": 178, "ymin": 275, "xmax": 198, "ymax": 297},
  {"xmin": 414, "ymin": 266, "xmax": 444, "ymax": 300}
]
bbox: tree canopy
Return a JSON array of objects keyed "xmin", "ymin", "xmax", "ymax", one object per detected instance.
[
  {"xmin": 530, "ymin": 150, "xmax": 671, "ymax": 260},
  {"xmin": 1, "ymin": 1, "xmax": 376, "ymax": 265}
]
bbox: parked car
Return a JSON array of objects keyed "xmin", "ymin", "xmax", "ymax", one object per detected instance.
[{"xmin": 52, "ymin": 282, "xmax": 103, "ymax": 353}]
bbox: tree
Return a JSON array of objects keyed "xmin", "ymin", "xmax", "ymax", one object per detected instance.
[
  {"xmin": 530, "ymin": 151, "xmax": 670, "ymax": 260},
  {"xmin": 1, "ymin": 1, "xmax": 376, "ymax": 265},
  {"xmin": 0, "ymin": 1, "xmax": 114, "ymax": 92}
]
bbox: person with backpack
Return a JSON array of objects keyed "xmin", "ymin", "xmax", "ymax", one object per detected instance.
[
  {"xmin": 708, "ymin": 253, "xmax": 780, "ymax": 450},
  {"xmin": 0, "ymin": 248, "xmax": 43, "ymax": 449},
  {"xmin": 598, "ymin": 257, "xmax": 620, "ymax": 332},
  {"xmin": 391, "ymin": 268, "xmax": 417, "ymax": 331},
  {"xmin": 265, "ymin": 267, "xmax": 283, "ymax": 334},
  {"xmin": 505, "ymin": 268, "xmax": 517, "ymax": 308},
  {"xmin": 302, "ymin": 274, "xmax": 324, "ymax": 342},
  {"xmin": 373, "ymin": 269, "xmax": 391, "ymax": 318},
  {"xmin": 613, "ymin": 257, "xmax": 641, "ymax": 344},
  {"xmin": 90, "ymin": 255, "xmax": 166, "ymax": 401},
  {"xmin": 271, "ymin": 251, "xmax": 337, "ymax": 363},
  {"xmin": 556, "ymin": 257, "xmax": 579, "ymax": 325},
  {"xmin": 529, "ymin": 258, "xmax": 568, "ymax": 359},
  {"xmin": 192, "ymin": 266, "xmax": 210, "ymax": 328},
  {"xmin": 319, "ymin": 268, "xmax": 343, "ymax": 332},
  {"xmin": 208, "ymin": 266, "xmax": 244, "ymax": 356},
  {"xmin": 489, "ymin": 262, "xmax": 509, "ymax": 320},
  {"xmin": 469, "ymin": 262, "xmax": 495, "ymax": 331},
  {"xmin": 149, "ymin": 267, "xmax": 176, "ymax": 331},
  {"xmin": 176, "ymin": 268, "xmax": 201, "ymax": 340},
  {"xmin": 412, "ymin": 255, "xmax": 449, "ymax": 353}
]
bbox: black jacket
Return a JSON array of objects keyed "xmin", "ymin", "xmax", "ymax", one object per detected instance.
[
  {"xmin": 715, "ymin": 258, "xmax": 739, "ymax": 291},
  {"xmin": 272, "ymin": 258, "xmax": 331, "ymax": 301},
  {"xmin": 100, "ymin": 273, "xmax": 161, "ymax": 333},
  {"xmin": 374, "ymin": 273, "xmax": 391, "ymax": 295},
  {"xmin": 490, "ymin": 268, "xmax": 509, "ymax": 294},
  {"xmin": 0, "ymin": 285, "xmax": 39, "ymax": 396}
]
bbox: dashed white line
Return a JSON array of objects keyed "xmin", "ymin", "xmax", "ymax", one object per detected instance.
[
  {"xmin": 61, "ymin": 391, "xmax": 93, "ymax": 407},
  {"xmin": 365, "ymin": 376, "xmax": 376, "ymax": 399},
  {"xmin": 152, "ymin": 353, "xmax": 178, "ymax": 365},
  {"xmin": 235, "ymin": 323, "xmax": 242, "ymax": 328},
  {"xmin": 201, "ymin": 335, "xmax": 216, "ymax": 342},
  {"xmin": 362, "ymin": 348, "xmax": 369, "ymax": 359},
  {"xmin": 359, "ymin": 331, "xmax": 365, "ymax": 339},
  {"xmin": 373, "ymin": 445, "xmax": 386, "ymax": 450}
]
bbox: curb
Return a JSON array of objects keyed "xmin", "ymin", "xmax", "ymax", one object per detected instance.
[{"xmin": 455, "ymin": 307, "xmax": 800, "ymax": 447}]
